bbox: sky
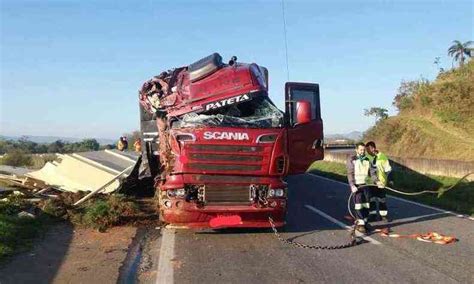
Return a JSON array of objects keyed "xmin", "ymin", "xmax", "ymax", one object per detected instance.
[{"xmin": 1, "ymin": 0, "xmax": 473, "ymax": 139}]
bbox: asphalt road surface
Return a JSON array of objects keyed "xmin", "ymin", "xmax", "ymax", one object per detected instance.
[{"xmin": 152, "ymin": 174, "xmax": 474, "ymax": 284}]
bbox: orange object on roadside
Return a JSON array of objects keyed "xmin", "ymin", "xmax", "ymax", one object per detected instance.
[
  {"xmin": 374, "ymin": 228, "xmax": 456, "ymax": 245},
  {"xmin": 134, "ymin": 139, "xmax": 142, "ymax": 152}
]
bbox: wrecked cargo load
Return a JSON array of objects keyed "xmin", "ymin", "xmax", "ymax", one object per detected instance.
[{"xmin": 25, "ymin": 149, "xmax": 139, "ymax": 194}]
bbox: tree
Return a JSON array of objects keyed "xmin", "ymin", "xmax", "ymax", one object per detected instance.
[
  {"xmin": 47, "ymin": 140, "xmax": 65, "ymax": 153},
  {"xmin": 392, "ymin": 79, "xmax": 430, "ymax": 112},
  {"xmin": 448, "ymin": 40, "xmax": 473, "ymax": 67},
  {"xmin": 78, "ymin": 139, "xmax": 100, "ymax": 151},
  {"xmin": 125, "ymin": 131, "xmax": 141, "ymax": 150},
  {"xmin": 364, "ymin": 107, "xmax": 388, "ymax": 124}
]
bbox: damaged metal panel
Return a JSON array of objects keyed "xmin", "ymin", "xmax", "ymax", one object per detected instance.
[{"xmin": 25, "ymin": 150, "xmax": 139, "ymax": 193}]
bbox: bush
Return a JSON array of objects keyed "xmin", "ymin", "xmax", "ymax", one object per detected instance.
[
  {"xmin": 82, "ymin": 195, "xmax": 138, "ymax": 232},
  {"xmin": 0, "ymin": 195, "xmax": 28, "ymax": 215},
  {"xmin": 0, "ymin": 149, "xmax": 32, "ymax": 167},
  {"xmin": 40, "ymin": 193, "xmax": 138, "ymax": 232},
  {"xmin": 30, "ymin": 154, "xmax": 56, "ymax": 169},
  {"xmin": 435, "ymin": 109, "xmax": 463, "ymax": 123},
  {"xmin": 420, "ymin": 95, "xmax": 432, "ymax": 107}
]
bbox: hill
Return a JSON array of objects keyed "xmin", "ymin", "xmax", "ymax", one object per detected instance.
[
  {"xmin": 364, "ymin": 61, "xmax": 474, "ymax": 161},
  {"xmin": 326, "ymin": 131, "xmax": 363, "ymax": 142}
]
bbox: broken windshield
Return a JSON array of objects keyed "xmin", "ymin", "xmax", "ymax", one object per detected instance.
[{"xmin": 172, "ymin": 93, "xmax": 284, "ymax": 129}]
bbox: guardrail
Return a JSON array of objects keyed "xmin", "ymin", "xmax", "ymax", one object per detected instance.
[
  {"xmin": 323, "ymin": 151, "xmax": 474, "ymax": 181},
  {"xmin": 324, "ymin": 144, "xmax": 355, "ymax": 149}
]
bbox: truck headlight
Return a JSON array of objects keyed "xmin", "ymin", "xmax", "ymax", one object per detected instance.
[
  {"xmin": 176, "ymin": 188, "xmax": 185, "ymax": 197},
  {"xmin": 275, "ymin": 189, "xmax": 285, "ymax": 197},
  {"xmin": 167, "ymin": 188, "xmax": 185, "ymax": 198},
  {"xmin": 267, "ymin": 189, "xmax": 285, "ymax": 198}
]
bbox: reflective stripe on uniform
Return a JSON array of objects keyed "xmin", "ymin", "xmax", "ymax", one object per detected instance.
[
  {"xmin": 355, "ymin": 203, "xmax": 362, "ymax": 210},
  {"xmin": 370, "ymin": 197, "xmax": 387, "ymax": 203},
  {"xmin": 369, "ymin": 211, "xmax": 377, "ymax": 215},
  {"xmin": 379, "ymin": 210, "xmax": 388, "ymax": 216},
  {"xmin": 356, "ymin": 219, "xmax": 365, "ymax": 225},
  {"xmin": 363, "ymin": 203, "xmax": 370, "ymax": 208}
]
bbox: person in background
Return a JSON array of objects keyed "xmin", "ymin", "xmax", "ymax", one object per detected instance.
[
  {"xmin": 366, "ymin": 141, "xmax": 392, "ymax": 222},
  {"xmin": 134, "ymin": 138, "xmax": 142, "ymax": 152},
  {"xmin": 117, "ymin": 136, "xmax": 125, "ymax": 151},
  {"xmin": 347, "ymin": 142, "xmax": 374, "ymax": 233},
  {"xmin": 122, "ymin": 136, "xmax": 129, "ymax": 150}
]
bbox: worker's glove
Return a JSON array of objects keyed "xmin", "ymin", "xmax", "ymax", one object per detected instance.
[
  {"xmin": 376, "ymin": 181, "xmax": 385, "ymax": 188},
  {"xmin": 350, "ymin": 185, "xmax": 358, "ymax": 193}
]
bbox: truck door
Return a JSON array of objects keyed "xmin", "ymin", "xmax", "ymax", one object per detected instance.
[{"xmin": 285, "ymin": 82, "xmax": 324, "ymax": 174}]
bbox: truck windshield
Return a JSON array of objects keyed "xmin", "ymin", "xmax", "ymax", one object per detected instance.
[{"xmin": 173, "ymin": 94, "xmax": 284, "ymax": 129}]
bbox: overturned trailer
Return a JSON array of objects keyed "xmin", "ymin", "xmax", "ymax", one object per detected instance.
[{"xmin": 138, "ymin": 53, "xmax": 324, "ymax": 228}]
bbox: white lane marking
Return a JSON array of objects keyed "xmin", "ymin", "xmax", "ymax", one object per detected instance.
[
  {"xmin": 386, "ymin": 195, "xmax": 456, "ymax": 216},
  {"xmin": 307, "ymin": 173, "xmax": 472, "ymax": 220},
  {"xmin": 304, "ymin": 204, "xmax": 381, "ymax": 245},
  {"xmin": 388, "ymin": 212, "xmax": 446, "ymax": 224},
  {"xmin": 156, "ymin": 229, "xmax": 175, "ymax": 284}
]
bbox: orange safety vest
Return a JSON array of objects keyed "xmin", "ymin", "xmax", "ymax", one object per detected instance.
[{"xmin": 134, "ymin": 140, "xmax": 142, "ymax": 152}]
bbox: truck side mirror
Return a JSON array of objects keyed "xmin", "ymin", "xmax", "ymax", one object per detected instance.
[{"xmin": 296, "ymin": 100, "xmax": 312, "ymax": 124}]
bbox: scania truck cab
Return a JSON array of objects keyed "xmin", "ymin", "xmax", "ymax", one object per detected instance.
[{"xmin": 139, "ymin": 53, "xmax": 323, "ymax": 228}]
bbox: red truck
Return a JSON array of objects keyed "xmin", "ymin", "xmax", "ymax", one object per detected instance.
[{"xmin": 138, "ymin": 53, "xmax": 323, "ymax": 229}]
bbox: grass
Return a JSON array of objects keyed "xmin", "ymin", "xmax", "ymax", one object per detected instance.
[
  {"xmin": 0, "ymin": 193, "xmax": 139, "ymax": 262},
  {"xmin": 364, "ymin": 116, "xmax": 474, "ymax": 161},
  {"xmin": 0, "ymin": 196, "xmax": 55, "ymax": 262},
  {"xmin": 308, "ymin": 160, "xmax": 474, "ymax": 216}
]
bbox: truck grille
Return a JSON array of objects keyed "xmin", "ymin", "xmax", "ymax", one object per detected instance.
[
  {"xmin": 205, "ymin": 184, "xmax": 251, "ymax": 204},
  {"xmin": 186, "ymin": 144, "xmax": 265, "ymax": 173},
  {"xmin": 188, "ymin": 145, "xmax": 263, "ymax": 152}
]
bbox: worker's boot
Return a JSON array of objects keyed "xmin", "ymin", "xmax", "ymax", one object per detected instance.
[
  {"xmin": 365, "ymin": 223, "xmax": 374, "ymax": 233},
  {"xmin": 355, "ymin": 225, "xmax": 366, "ymax": 234}
]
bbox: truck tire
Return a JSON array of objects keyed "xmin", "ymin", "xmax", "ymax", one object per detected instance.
[{"xmin": 188, "ymin": 53, "xmax": 223, "ymax": 82}]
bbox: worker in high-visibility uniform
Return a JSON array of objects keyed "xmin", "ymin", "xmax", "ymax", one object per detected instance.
[
  {"xmin": 347, "ymin": 142, "xmax": 375, "ymax": 233},
  {"xmin": 366, "ymin": 141, "xmax": 392, "ymax": 222}
]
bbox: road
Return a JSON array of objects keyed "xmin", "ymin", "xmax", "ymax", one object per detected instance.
[{"xmin": 152, "ymin": 174, "xmax": 474, "ymax": 284}]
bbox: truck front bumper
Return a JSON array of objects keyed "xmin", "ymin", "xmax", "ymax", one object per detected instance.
[{"xmin": 161, "ymin": 201, "xmax": 286, "ymax": 229}]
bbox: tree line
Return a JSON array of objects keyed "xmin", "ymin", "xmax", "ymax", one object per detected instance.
[{"xmin": 0, "ymin": 137, "xmax": 115, "ymax": 155}]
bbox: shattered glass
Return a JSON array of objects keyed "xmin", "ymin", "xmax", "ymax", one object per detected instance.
[{"xmin": 173, "ymin": 94, "xmax": 284, "ymax": 129}]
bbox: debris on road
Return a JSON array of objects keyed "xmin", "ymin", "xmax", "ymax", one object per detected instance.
[
  {"xmin": 25, "ymin": 149, "xmax": 139, "ymax": 194},
  {"xmin": 0, "ymin": 149, "xmax": 141, "ymax": 207}
]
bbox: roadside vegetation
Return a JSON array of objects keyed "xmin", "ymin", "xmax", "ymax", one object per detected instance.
[
  {"xmin": 0, "ymin": 138, "xmax": 116, "ymax": 168},
  {"xmin": 0, "ymin": 190, "xmax": 138, "ymax": 262},
  {"xmin": 0, "ymin": 195, "xmax": 54, "ymax": 262},
  {"xmin": 364, "ymin": 41, "xmax": 473, "ymax": 161},
  {"xmin": 0, "ymin": 138, "xmax": 106, "ymax": 155},
  {"xmin": 308, "ymin": 161, "xmax": 474, "ymax": 216},
  {"xmin": 39, "ymin": 193, "xmax": 138, "ymax": 231}
]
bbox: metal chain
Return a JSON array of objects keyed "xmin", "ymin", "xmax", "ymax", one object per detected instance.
[{"xmin": 268, "ymin": 216, "xmax": 360, "ymax": 250}]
